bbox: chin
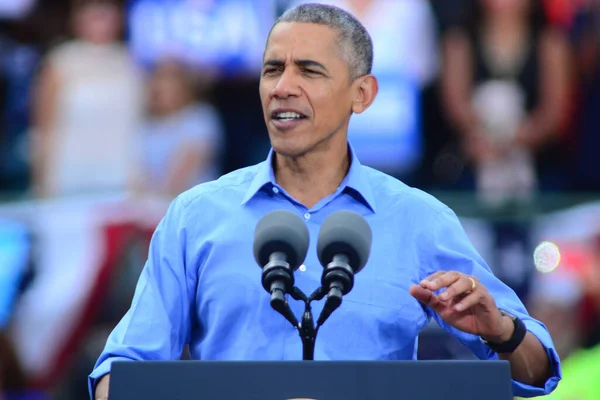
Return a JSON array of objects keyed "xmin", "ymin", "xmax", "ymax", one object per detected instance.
[{"xmin": 269, "ymin": 136, "xmax": 312, "ymax": 159}]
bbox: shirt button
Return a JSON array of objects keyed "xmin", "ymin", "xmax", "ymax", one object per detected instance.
[
  {"xmin": 272, "ymin": 187, "xmax": 279, "ymax": 194},
  {"xmin": 299, "ymin": 265, "xmax": 306, "ymax": 272},
  {"xmin": 304, "ymin": 212, "xmax": 310, "ymax": 220}
]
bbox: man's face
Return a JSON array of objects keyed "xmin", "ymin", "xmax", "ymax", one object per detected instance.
[{"xmin": 259, "ymin": 22, "xmax": 357, "ymax": 157}]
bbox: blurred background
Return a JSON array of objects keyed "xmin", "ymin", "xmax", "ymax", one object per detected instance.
[{"xmin": 0, "ymin": 0, "xmax": 598, "ymax": 398}]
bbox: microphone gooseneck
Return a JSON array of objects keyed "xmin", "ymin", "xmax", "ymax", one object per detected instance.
[
  {"xmin": 262, "ymin": 251, "xmax": 293, "ymax": 306},
  {"xmin": 263, "ymin": 252, "xmax": 300, "ymax": 328},
  {"xmin": 316, "ymin": 254, "xmax": 350, "ymax": 326}
]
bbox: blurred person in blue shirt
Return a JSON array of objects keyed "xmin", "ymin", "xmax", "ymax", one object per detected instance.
[
  {"xmin": 91, "ymin": 4, "xmax": 561, "ymax": 399},
  {"xmin": 135, "ymin": 59, "xmax": 225, "ymax": 199},
  {"xmin": 127, "ymin": 0, "xmax": 278, "ymax": 174}
]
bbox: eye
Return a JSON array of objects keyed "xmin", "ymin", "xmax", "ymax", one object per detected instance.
[
  {"xmin": 303, "ymin": 69, "xmax": 321, "ymax": 76},
  {"xmin": 262, "ymin": 68, "xmax": 280, "ymax": 76}
]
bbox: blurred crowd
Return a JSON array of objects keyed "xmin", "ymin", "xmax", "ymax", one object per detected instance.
[{"xmin": 0, "ymin": 0, "xmax": 599, "ymax": 399}]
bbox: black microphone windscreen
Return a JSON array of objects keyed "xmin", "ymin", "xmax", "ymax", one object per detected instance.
[
  {"xmin": 253, "ymin": 210, "xmax": 310, "ymax": 270},
  {"xmin": 317, "ymin": 210, "xmax": 372, "ymax": 273}
]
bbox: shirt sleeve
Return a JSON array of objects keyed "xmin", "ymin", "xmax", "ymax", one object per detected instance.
[
  {"xmin": 88, "ymin": 196, "xmax": 194, "ymax": 399},
  {"xmin": 421, "ymin": 207, "xmax": 562, "ymax": 398}
]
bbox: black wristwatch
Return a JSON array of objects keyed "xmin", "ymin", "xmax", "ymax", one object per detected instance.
[{"xmin": 481, "ymin": 309, "xmax": 527, "ymax": 354}]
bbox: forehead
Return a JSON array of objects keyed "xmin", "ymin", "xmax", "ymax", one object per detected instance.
[{"xmin": 264, "ymin": 22, "xmax": 340, "ymax": 60}]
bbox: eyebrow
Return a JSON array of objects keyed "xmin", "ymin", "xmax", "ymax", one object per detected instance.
[{"xmin": 263, "ymin": 59, "xmax": 329, "ymax": 73}]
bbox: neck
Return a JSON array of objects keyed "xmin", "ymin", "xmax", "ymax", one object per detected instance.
[{"xmin": 273, "ymin": 140, "xmax": 350, "ymax": 209}]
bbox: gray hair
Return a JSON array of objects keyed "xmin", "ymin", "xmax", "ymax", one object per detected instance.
[{"xmin": 272, "ymin": 3, "xmax": 374, "ymax": 80}]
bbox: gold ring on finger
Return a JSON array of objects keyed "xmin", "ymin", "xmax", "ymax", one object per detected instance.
[{"xmin": 465, "ymin": 277, "xmax": 476, "ymax": 294}]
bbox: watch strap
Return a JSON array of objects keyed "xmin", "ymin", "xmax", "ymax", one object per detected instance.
[{"xmin": 482, "ymin": 310, "xmax": 527, "ymax": 354}]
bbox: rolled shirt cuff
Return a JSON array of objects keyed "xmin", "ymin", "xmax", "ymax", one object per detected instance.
[{"xmin": 88, "ymin": 356, "xmax": 133, "ymax": 400}]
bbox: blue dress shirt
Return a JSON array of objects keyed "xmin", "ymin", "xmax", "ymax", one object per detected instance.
[{"xmin": 89, "ymin": 145, "xmax": 561, "ymax": 398}]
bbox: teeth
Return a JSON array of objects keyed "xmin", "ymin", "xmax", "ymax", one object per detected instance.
[{"xmin": 276, "ymin": 111, "xmax": 303, "ymax": 119}]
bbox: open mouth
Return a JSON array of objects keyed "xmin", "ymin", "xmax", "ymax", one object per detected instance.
[{"xmin": 271, "ymin": 111, "xmax": 307, "ymax": 122}]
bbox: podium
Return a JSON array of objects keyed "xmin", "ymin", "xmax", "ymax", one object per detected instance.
[{"xmin": 108, "ymin": 360, "xmax": 514, "ymax": 400}]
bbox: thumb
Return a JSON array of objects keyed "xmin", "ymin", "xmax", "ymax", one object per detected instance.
[{"xmin": 409, "ymin": 285, "xmax": 441, "ymax": 310}]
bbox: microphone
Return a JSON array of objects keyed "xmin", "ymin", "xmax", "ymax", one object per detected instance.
[
  {"xmin": 253, "ymin": 209, "xmax": 310, "ymax": 327},
  {"xmin": 316, "ymin": 210, "xmax": 372, "ymax": 326}
]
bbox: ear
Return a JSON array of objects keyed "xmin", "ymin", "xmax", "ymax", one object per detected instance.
[{"xmin": 351, "ymin": 75, "xmax": 378, "ymax": 114}]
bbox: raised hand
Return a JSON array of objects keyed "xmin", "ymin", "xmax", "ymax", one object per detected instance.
[{"xmin": 409, "ymin": 271, "xmax": 512, "ymax": 342}]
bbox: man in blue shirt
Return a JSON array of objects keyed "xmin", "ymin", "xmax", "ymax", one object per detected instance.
[{"xmin": 91, "ymin": 3, "xmax": 561, "ymax": 399}]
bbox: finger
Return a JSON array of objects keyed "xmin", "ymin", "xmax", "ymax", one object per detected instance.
[
  {"xmin": 424, "ymin": 271, "xmax": 461, "ymax": 291},
  {"xmin": 419, "ymin": 271, "xmax": 446, "ymax": 287},
  {"xmin": 409, "ymin": 285, "xmax": 442, "ymax": 310},
  {"xmin": 453, "ymin": 290, "xmax": 484, "ymax": 312},
  {"xmin": 438, "ymin": 276, "xmax": 476, "ymax": 302}
]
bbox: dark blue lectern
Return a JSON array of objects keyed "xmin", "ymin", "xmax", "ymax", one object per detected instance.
[{"xmin": 108, "ymin": 360, "xmax": 513, "ymax": 400}]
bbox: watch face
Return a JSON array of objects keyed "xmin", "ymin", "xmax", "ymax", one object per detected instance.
[{"xmin": 500, "ymin": 309, "xmax": 517, "ymax": 320}]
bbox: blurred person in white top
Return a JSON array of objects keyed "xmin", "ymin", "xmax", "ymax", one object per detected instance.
[
  {"xmin": 136, "ymin": 59, "xmax": 224, "ymax": 200},
  {"xmin": 31, "ymin": 0, "xmax": 144, "ymax": 199}
]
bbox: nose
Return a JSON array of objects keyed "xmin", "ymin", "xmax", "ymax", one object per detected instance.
[{"xmin": 270, "ymin": 69, "xmax": 301, "ymax": 99}]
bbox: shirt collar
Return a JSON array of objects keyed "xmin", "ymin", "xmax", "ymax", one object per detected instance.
[{"xmin": 240, "ymin": 143, "xmax": 377, "ymax": 212}]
